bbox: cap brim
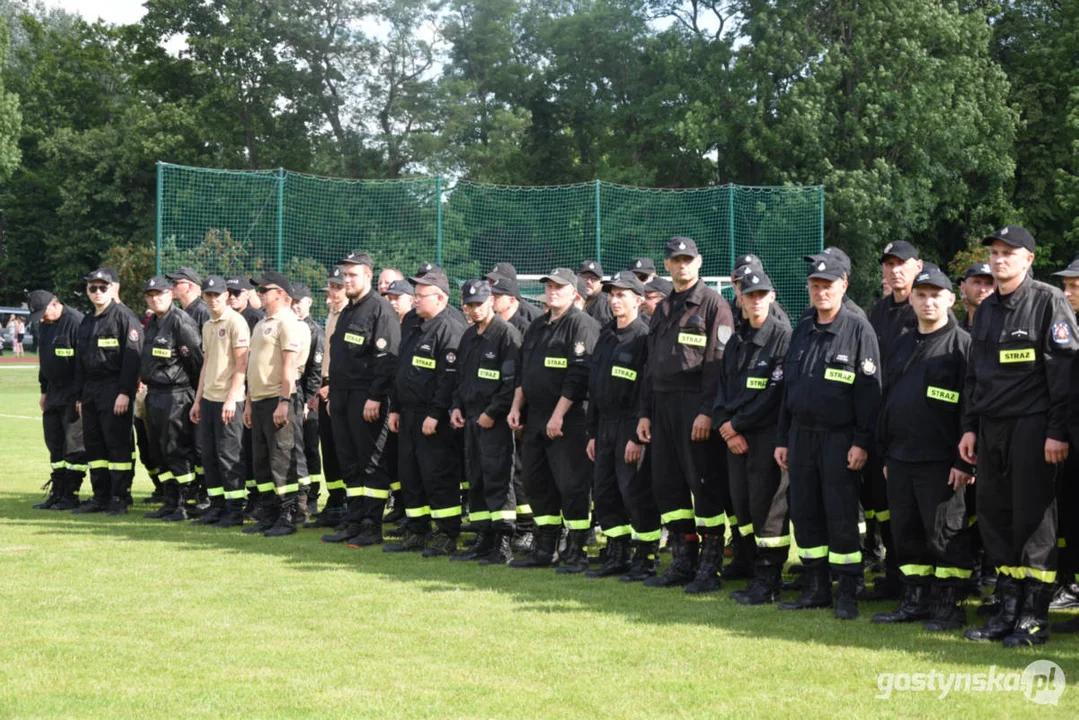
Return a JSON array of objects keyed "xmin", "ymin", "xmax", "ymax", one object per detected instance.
[
  {"xmin": 602, "ymin": 281, "xmax": 642, "ymax": 295},
  {"xmin": 539, "ymin": 275, "xmax": 572, "ymax": 285},
  {"xmin": 28, "ymin": 308, "xmax": 46, "ymax": 323},
  {"xmin": 1052, "ymin": 270, "xmax": 1079, "ymax": 278},
  {"xmin": 981, "ymin": 235, "xmax": 1027, "ymax": 248},
  {"xmin": 807, "ymin": 271, "xmax": 843, "ymax": 282}
]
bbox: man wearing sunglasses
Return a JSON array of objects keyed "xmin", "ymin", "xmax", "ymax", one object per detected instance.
[
  {"xmin": 226, "ymin": 276, "xmax": 265, "ymax": 333},
  {"xmin": 73, "ymin": 268, "xmax": 143, "ymax": 515},
  {"xmin": 242, "ymin": 271, "xmax": 305, "ymax": 537}
]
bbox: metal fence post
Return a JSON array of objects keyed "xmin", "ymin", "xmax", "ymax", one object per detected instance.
[
  {"xmin": 155, "ymin": 162, "xmax": 163, "ymax": 275},
  {"xmin": 727, "ymin": 184, "xmax": 736, "ymax": 270},
  {"xmin": 594, "ymin": 180, "xmax": 602, "ymax": 262},
  {"xmin": 436, "ymin": 176, "xmax": 443, "ymax": 265},
  {"xmin": 276, "ymin": 168, "xmax": 285, "ymax": 271}
]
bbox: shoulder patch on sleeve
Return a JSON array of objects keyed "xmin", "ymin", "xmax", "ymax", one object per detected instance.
[
  {"xmin": 128, "ymin": 328, "xmax": 140, "ymax": 343},
  {"xmin": 861, "ymin": 358, "xmax": 877, "ymax": 375},
  {"xmin": 717, "ymin": 326, "xmax": 733, "ymax": 345},
  {"xmin": 1052, "ymin": 322, "xmax": 1072, "ymax": 345}
]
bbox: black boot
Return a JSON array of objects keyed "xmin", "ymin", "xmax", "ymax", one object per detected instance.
[
  {"xmin": 383, "ymin": 529, "xmax": 428, "ymax": 553},
  {"xmin": 306, "ymin": 499, "xmax": 344, "ymax": 529},
  {"xmin": 511, "ymin": 531, "xmax": 535, "ymax": 555},
  {"xmin": 555, "ymin": 530, "xmax": 591, "ymax": 574},
  {"xmin": 422, "ymin": 530, "xmax": 458, "ymax": 558},
  {"xmin": 104, "ymin": 495, "xmax": 127, "ymax": 516},
  {"xmin": 478, "ymin": 530, "xmax": 514, "ymax": 565},
  {"xmin": 321, "ymin": 500, "xmax": 364, "ymax": 543},
  {"xmin": 145, "ymin": 480, "xmax": 178, "ymax": 519},
  {"xmin": 835, "ymin": 574, "xmax": 860, "ymax": 620},
  {"xmin": 346, "ymin": 519, "xmax": 384, "ymax": 547},
  {"xmin": 264, "ymin": 497, "xmax": 298, "ymax": 537},
  {"xmin": 192, "ymin": 497, "xmax": 225, "ymax": 526},
  {"xmin": 33, "ymin": 476, "xmax": 62, "ymax": 509},
  {"xmin": 452, "ymin": 531, "xmax": 495, "ymax": 561},
  {"xmin": 872, "ymin": 582, "xmax": 931, "ymax": 624},
  {"xmin": 620, "ymin": 540, "xmax": 659, "ymax": 583},
  {"xmin": 722, "ymin": 531, "xmax": 754, "ymax": 580},
  {"xmin": 215, "ymin": 499, "xmax": 246, "ymax": 528},
  {"xmin": 508, "ymin": 526, "xmax": 560, "ymax": 568},
  {"xmin": 1003, "ymin": 580, "xmax": 1053, "ymax": 647},
  {"xmin": 586, "ymin": 536, "xmax": 633, "ymax": 578},
  {"xmin": 976, "ymin": 579, "xmax": 1003, "ymax": 616},
  {"xmin": 686, "ymin": 533, "xmax": 723, "ymax": 594},
  {"xmin": 732, "ymin": 564, "xmax": 783, "ymax": 605},
  {"xmin": 964, "ymin": 576, "xmax": 1022, "ymax": 641},
  {"xmin": 925, "ymin": 582, "xmax": 966, "ymax": 631},
  {"xmin": 1049, "ymin": 581, "xmax": 1079, "ymax": 610},
  {"xmin": 644, "ymin": 534, "xmax": 699, "ymax": 588},
  {"xmin": 859, "ymin": 565, "xmax": 901, "ymax": 601},
  {"xmin": 51, "ymin": 473, "xmax": 81, "ymax": 511},
  {"xmin": 778, "ymin": 564, "xmax": 832, "ymax": 610},
  {"xmin": 242, "ymin": 497, "xmax": 279, "ymax": 534},
  {"xmin": 383, "ymin": 490, "xmax": 405, "ymax": 524},
  {"xmin": 71, "ymin": 497, "xmax": 106, "ymax": 514}
]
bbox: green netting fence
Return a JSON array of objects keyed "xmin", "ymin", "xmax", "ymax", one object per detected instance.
[{"xmin": 156, "ymin": 162, "xmax": 823, "ymax": 317}]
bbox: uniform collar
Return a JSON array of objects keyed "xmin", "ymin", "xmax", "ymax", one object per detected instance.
[
  {"xmin": 808, "ymin": 302, "xmax": 853, "ymax": 335},
  {"xmin": 990, "ymin": 274, "xmax": 1032, "ymax": 309},
  {"xmin": 746, "ymin": 312, "xmax": 779, "ymax": 346}
]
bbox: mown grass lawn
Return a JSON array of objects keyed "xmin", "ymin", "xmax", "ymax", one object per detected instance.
[{"xmin": 1, "ymin": 366, "xmax": 1077, "ymax": 718}]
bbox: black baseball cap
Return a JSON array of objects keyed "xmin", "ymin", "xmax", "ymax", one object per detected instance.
[
  {"xmin": 962, "ymin": 262, "xmax": 993, "ymax": 280},
  {"xmin": 644, "ymin": 277, "xmax": 673, "ymax": 297},
  {"xmin": 166, "ymin": 267, "xmax": 202, "ymax": 285},
  {"xmin": 142, "ymin": 276, "xmax": 171, "ymax": 293},
  {"xmin": 666, "ymin": 236, "xmax": 699, "ymax": 259},
  {"xmin": 488, "ymin": 273, "xmax": 520, "ymax": 298},
  {"xmin": 880, "ymin": 241, "xmax": 919, "ymax": 263},
  {"xmin": 410, "ymin": 272, "xmax": 450, "ymax": 295},
  {"xmin": 416, "ymin": 261, "xmax": 443, "ymax": 277},
  {"xmin": 539, "ymin": 268, "xmax": 578, "ymax": 286},
  {"xmin": 202, "ymin": 276, "xmax": 227, "ymax": 294},
  {"xmin": 326, "ymin": 266, "xmax": 344, "ymax": 287},
  {"xmin": 461, "ymin": 279, "xmax": 492, "ymax": 304},
  {"xmin": 628, "ymin": 258, "xmax": 657, "ymax": 277},
  {"xmin": 803, "ymin": 247, "xmax": 852, "ymax": 277},
  {"xmin": 740, "ymin": 270, "xmax": 774, "ymax": 294},
  {"xmin": 807, "ymin": 255, "xmax": 846, "ymax": 282},
  {"xmin": 27, "ymin": 290, "xmax": 55, "ymax": 323},
  {"xmin": 1052, "ymin": 256, "xmax": 1079, "ymax": 279},
  {"xmin": 603, "ymin": 271, "xmax": 646, "ymax": 297},
  {"xmin": 732, "ymin": 253, "xmax": 763, "ymax": 276},
  {"xmin": 251, "ymin": 270, "xmax": 294, "ymax": 296},
  {"xmin": 84, "ymin": 268, "xmax": 114, "ymax": 284},
  {"xmin": 339, "ymin": 251, "xmax": 374, "ymax": 267},
  {"xmin": 291, "ymin": 283, "xmax": 312, "ymax": 301},
  {"xmin": 575, "ymin": 277, "xmax": 589, "ymax": 298},
  {"xmin": 912, "ymin": 265, "xmax": 953, "ymax": 291},
  {"xmin": 577, "ymin": 260, "xmax": 603, "ymax": 278},
  {"xmin": 488, "ymin": 262, "xmax": 518, "ymax": 280},
  {"xmin": 226, "ymin": 276, "xmax": 254, "ymax": 291},
  {"xmin": 983, "ymin": 225, "xmax": 1035, "ymax": 252},
  {"xmin": 384, "ymin": 279, "xmax": 414, "ymax": 297}
]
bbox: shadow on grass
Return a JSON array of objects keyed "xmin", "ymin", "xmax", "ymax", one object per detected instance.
[{"xmin": 4, "ymin": 489, "xmax": 1079, "ymax": 675}]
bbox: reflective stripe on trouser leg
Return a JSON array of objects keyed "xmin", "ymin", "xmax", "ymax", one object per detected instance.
[
  {"xmin": 463, "ymin": 418, "xmax": 516, "ymax": 532},
  {"xmin": 789, "ymin": 425, "xmax": 860, "ymax": 572},
  {"xmin": 727, "ymin": 425, "xmax": 790, "ymax": 564}
]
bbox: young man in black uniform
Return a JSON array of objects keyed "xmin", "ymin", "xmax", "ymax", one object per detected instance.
[
  {"xmin": 308, "ymin": 267, "xmax": 348, "ymax": 528},
  {"xmin": 291, "ymin": 284, "xmax": 325, "ymax": 523},
  {"xmin": 1051, "ymin": 257, "xmax": 1079, "ymax": 621},
  {"xmin": 872, "ymin": 265, "xmax": 974, "ymax": 630},
  {"xmin": 449, "ymin": 280, "xmax": 522, "ymax": 564},
  {"xmin": 960, "ymin": 226, "xmax": 1079, "ymax": 647},
  {"xmin": 637, "ymin": 237, "xmax": 735, "ymax": 594},
  {"xmin": 380, "ymin": 278, "xmax": 416, "ymax": 529},
  {"xmin": 508, "ymin": 267, "xmax": 599, "ymax": 571},
  {"xmin": 321, "ymin": 252, "xmax": 400, "ymax": 546},
  {"xmin": 958, "ymin": 262, "xmax": 994, "ymax": 332},
  {"xmin": 384, "ymin": 272, "xmax": 465, "ymax": 556},
  {"xmin": 628, "ymin": 257, "xmax": 657, "ymax": 284},
  {"xmin": 585, "ymin": 272, "xmax": 661, "ymax": 580},
  {"xmin": 713, "ymin": 270, "xmax": 792, "ymax": 604},
  {"xmin": 28, "ymin": 290, "xmax": 86, "ymax": 510},
  {"xmin": 774, "ymin": 254, "xmax": 881, "ymax": 620},
  {"xmin": 578, "ymin": 260, "xmax": 612, "ymax": 326},
  {"xmin": 73, "ymin": 268, "xmax": 143, "ymax": 515},
  {"xmin": 139, "ymin": 276, "xmax": 204, "ymax": 522},
  {"xmin": 641, "ymin": 277, "xmax": 671, "ymax": 321}
]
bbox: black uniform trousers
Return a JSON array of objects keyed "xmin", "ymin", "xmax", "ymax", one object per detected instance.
[
  {"xmin": 42, "ymin": 398, "xmax": 86, "ymax": 492},
  {"xmin": 787, "ymin": 424, "xmax": 862, "ymax": 576},
  {"xmin": 198, "ymin": 398, "xmax": 246, "ymax": 503},
  {"xmin": 593, "ymin": 413, "xmax": 660, "ymax": 542},
  {"xmin": 290, "ymin": 395, "xmax": 309, "ymax": 488},
  {"xmin": 329, "ymin": 386, "xmax": 391, "ymax": 524},
  {"xmin": 650, "ymin": 390, "xmax": 727, "ymax": 536},
  {"xmin": 512, "ymin": 429, "xmax": 535, "ymax": 532},
  {"xmin": 302, "ymin": 409, "xmax": 321, "ymax": 505},
  {"xmin": 462, "ymin": 414, "xmax": 516, "ymax": 533},
  {"xmin": 242, "ymin": 426, "xmax": 256, "ymax": 498},
  {"xmin": 1059, "ymin": 451, "xmax": 1079, "ymax": 583},
  {"xmin": 250, "ymin": 397, "xmax": 298, "ymax": 509},
  {"xmin": 318, "ymin": 398, "xmax": 346, "ymax": 505},
  {"xmin": 977, "ymin": 415, "xmax": 1058, "ymax": 583},
  {"xmin": 520, "ymin": 406, "xmax": 592, "ymax": 531},
  {"xmin": 133, "ymin": 416, "xmax": 160, "ymax": 489},
  {"xmin": 398, "ymin": 407, "xmax": 462, "ymax": 536},
  {"xmin": 81, "ymin": 380, "xmax": 135, "ymax": 501},
  {"xmin": 727, "ymin": 427, "xmax": 790, "ymax": 566},
  {"xmin": 884, "ymin": 459, "xmax": 974, "ymax": 583},
  {"xmin": 144, "ymin": 387, "xmax": 197, "ymax": 487}
]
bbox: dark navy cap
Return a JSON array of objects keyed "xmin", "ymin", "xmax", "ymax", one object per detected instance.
[
  {"xmin": 416, "ymin": 261, "xmax": 443, "ymax": 277},
  {"xmin": 577, "ymin": 260, "xmax": 603, "ymax": 278},
  {"xmin": 339, "ymin": 251, "xmax": 374, "ymax": 268},
  {"xmin": 644, "ymin": 277, "xmax": 673, "ymax": 296},
  {"xmin": 461, "ymin": 280, "xmax": 492, "ymax": 304},
  {"xmin": 27, "ymin": 290, "xmax": 55, "ymax": 323},
  {"xmin": 251, "ymin": 270, "xmax": 294, "ymax": 296},
  {"xmin": 983, "ymin": 225, "xmax": 1035, "ymax": 252},
  {"xmin": 540, "ymin": 268, "xmax": 578, "ymax": 287},
  {"xmin": 740, "ymin": 270, "xmax": 774, "ymax": 294},
  {"xmin": 880, "ymin": 241, "xmax": 919, "ymax": 263},
  {"xmin": 732, "ymin": 253, "xmax": 763, "ymax": 277},
  {"xmin": 291, "ymin": 283, "xmax": 312, "ymax": 301},
  {"xmin": 85, "ymin": 268, "xmax": 114, "ymax": 284},
  {"xmin": 912, "ymin": 264, "xmax": 953, "ymax": 291},
  {"xmin": 226, "ymin": 276, "xmax": 254, "ymax": 291},
  {"xmin": 665, "ymin": 236, "xmax": 699, "ymax": 259},
  {"xmin": 166, "ymin": 267, "xmax": 201, "ymax": 285},
  {"xmin": 202, "ymin": 276, "xmax": 227, "ymax": 293},
  {"xmin": 410, "ymin": 272, "xmax": 450, "ymax": 295},
  {"xmin": 629, "ymin": 258, "xmax": 657, "ymax": 277},
  {"xmin": 807, "ymin": 255, "xmax": 846, "ymax": 282},
  {"xmin": 1052, "ymin": 256, "xmax": 1079, "ymax": 279},
  {"xmin": 962, "ymin": 262, "xmax": 993, "ymax": 280},
  {"xmin": 488, "ymin": 273, "xmax": 520, "ymax": 298},
  {"xmin": 143, "ymin": 276, "xmax": 171, "ymax": 293},
  {"xmin": 487, "ymin": 262, "xmax": 518, "ymax": 280},
  {"xmin": 603, "ymin": 271, "xmax": 646, "ymax": 297},
  {"xmin": 384, "ymin": 279, "xmax": 414, "ymax": 297},
  {"xmin": 326, "ymin": 266, "xmax": 344, "ymax": 286}
]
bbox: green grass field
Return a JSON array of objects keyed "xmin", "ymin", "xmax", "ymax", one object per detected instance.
[{"xmin": 1, "ymin": 365, "xmax": 1077, "ymax": 717}]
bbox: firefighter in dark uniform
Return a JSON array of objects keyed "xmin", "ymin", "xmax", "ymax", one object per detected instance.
[
  {"xmin": 73, "ymin": 268, "xmax": 143, "ymax": 515},
  {"xmin": 487, "ymin": 262, "xmax": 542, "ymax": 552},
  {"xmin": 320, "ymin": 252, "xmax": 400, "ymax": 546},
  {"xmin": 798, "ymin": 248, "xmax": 868, "ymax": 321},
  {"xmin": 641, "ymin": 277, "xmax": 671, "ymax": 322},
  {"xmin": 226, "ymin": 276, "xmax": 264, "ymax": 515},
  {"xmin": 191, "ymin": 276, "xmax": 250, "ymax": 528},
  {"xmin": 729, "ymin": 254, "xmax": 791, "ymax": 335},
  {"xmin": 628, "ymin": 257, "xmax": 657, "ymax": 284},
  {"xmin": 410, "ymin": 262, "xmax": 467, "ymax": 328},
  {"xmin": 384, "ymin": 272, "xmax": 465, "ymax": 556},
  {"xmin": 28, "ymin": 290, "xmax": 86, "ymax": 510},
  {"xmin": 508, "ymin": 267, "xmax": 599, "ymax": 571},
  {"xmin": 242, "ymin": 271, "xmax": 305, "ymax": 537},
  {"xmin": 871, "ymin": 265, "xmax": 974, "ymax": 630},
  {"xmin": 636, "ymin": 237, "xmax": 734, "ymax": 593},
  {"xmin": 139, "ymin": 276, "xmax": 204, "ymax": 522},
  {"xmin": 959, "ymin": 262, "xmax": 994, "ymax": 332},
  {"xmin": 960, "ymin": 226, "xmax": 1079, "ymax": 647},
  {"xmin": 579, "ymin": 260, "xmax": 612, "ymax": 326},
  {"xmin": 1053, "ymin": 255, "xmax": 1079, "ymax": 630},
  {"xmin": 584, "ymin": 271, "xmax": 661, "ymax": 580},
  {"xmin": 308, "ymin": 267, "xmax": 348, "ymax": 528},
  {"xmin": 291, "ymin": 284, "xmax": 324, "ymax": 523},
  {"xmin": 449, "ymin": 280, "xmax": 522, "ymax": 564},
  {"xmin": 382, "ymin": 278, "xmax": 416, "ymax": 527},
  {"xmin": 713, "ymin": 270, "xmax": 792, "ymax": 604},
  {"xmin": 774, "ymin": 253, "xmax": 881, "ymax": 620}
]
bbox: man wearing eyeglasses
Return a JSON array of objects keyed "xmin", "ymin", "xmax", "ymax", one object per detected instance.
[
  {"xmin": 225, "ymin": 276, "xmax": 265, "ymax": 332},
  {"xmin": 73, "ymin": 268, "xmax": 143, "ymax": 515},
  {"xmin": 167, "ymin": 267, "xmax": 212, "ymax": 332},
  {"xmin": 321, "ymin": 252, "xmax": 401, "ymax": 546},
  {"xmin": 242, "ymin": 271, "xmax": 305, "ymax": 537}
]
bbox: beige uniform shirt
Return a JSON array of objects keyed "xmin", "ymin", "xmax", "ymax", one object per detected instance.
[
  {"xmin": 248, "ymin": 309, "xmax": 302, "ymax": 401},
  {"xmin": 201, "ymin": 308, "xmax": 251, "ymax": 402},
  {"xmin": 294, "ymin": 316, "xmax": 311, "ymax": 380},
  {"xmin": 322, "ymin": 305, "xmax": 343, "ymax": 381}
]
